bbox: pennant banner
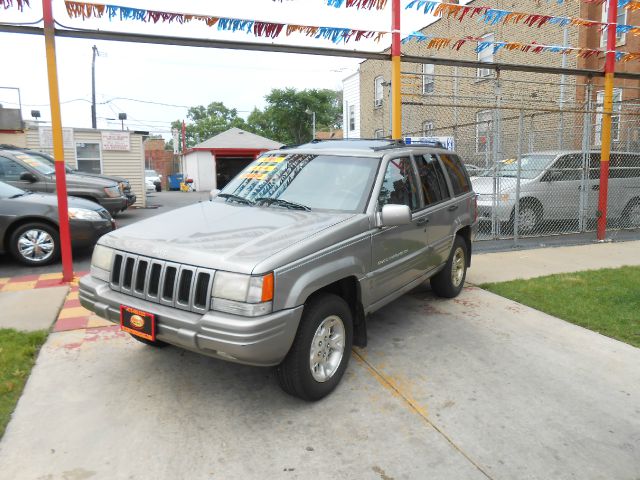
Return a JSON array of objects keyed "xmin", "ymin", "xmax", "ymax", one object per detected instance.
[
  {"xmin": 1, "ymin": 0, "xmax": 29, "ymax": 9},
  {"xmin": 403, "ymin": 31, "xmax": 640, "ymax": 62},
  {"xmin": 64, "ymin": 1, "xmax": 387, "ymax": 43},
  {"xmin": 326, "ymin": 0, "xmax": 388, "ymax": 9},
  {"xmin": 406, "ymin": 0, "xmax": 640, "ymax": 37}
]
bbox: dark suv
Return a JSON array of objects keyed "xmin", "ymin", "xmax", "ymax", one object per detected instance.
[{"xmin": 81, "ymin": 139, "xmax": 478, "ymax": 400}]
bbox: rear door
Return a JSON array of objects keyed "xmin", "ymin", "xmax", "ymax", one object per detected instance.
[{"xmin": 370, "ymin": 156, "xmax": 427, "ymax": 304}]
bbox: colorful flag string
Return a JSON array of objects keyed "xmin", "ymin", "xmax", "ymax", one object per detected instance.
[
  {"xmin": 406, "ymin": 0, "xmax": 640, "ymax": 37},
  {"xmin": 326, "ymin": 0, "xmax": 388, "ymax": 9},
  {"xmin": 63, "ymin": 1, "xmax": 387, "ymax": 43},
  {"xmin": 403, "ymin": 31, "xmax": 640, "ymax": 62},
  {"xmin": 1, "ymin": 0, "xmax": 29, "ymax": 10}
]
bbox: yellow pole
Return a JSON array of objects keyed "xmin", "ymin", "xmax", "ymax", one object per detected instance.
[
  {"xmin": 391, "ymin": 0, "xmax": 401, "ymax": 139},
  {"xmin": 43, "ymin": 0, "xmax": 74, "ymax": 281}
]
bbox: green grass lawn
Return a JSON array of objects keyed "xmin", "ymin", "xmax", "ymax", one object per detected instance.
[
  {"xmin": 0, "ymin": 329, "xmax": 47, "ymax": 438},
  {"xmin": 482, "ymin": 266, "xmax": 640, "ymax": 348}
]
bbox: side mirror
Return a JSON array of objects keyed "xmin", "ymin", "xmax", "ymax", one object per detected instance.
[
  {"xmin": 20, "ymin": 172, "xmax": 37, "ymax": 183},
  {"xmin": 209, "ymin": 189, "xmax": 221, "ymax": 201},
  {"xmin": 380, "ymin": 204, "xmax": 411, "ymax": 227}
]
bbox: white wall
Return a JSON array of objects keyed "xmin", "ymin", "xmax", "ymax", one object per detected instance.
[
  {"xmin": 342, "ymin": 70, "xmax": 361, "ymax": 139},
  {"xmin": 184, "ymin": 150, "xmax": 215, "ymax": 192}
]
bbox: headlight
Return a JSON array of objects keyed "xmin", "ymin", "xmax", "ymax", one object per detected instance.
[
  {"xmin": 499, "ymin": 193, "xmax": 511, "ymax": 202},
  {"xmin": 212, "ymin": 271, "xmax": 274, "ymax": 317},
  {"xmin": 104, "ymin": 185, "xmax": 121, "ymax": 198},
  {"xmin": 91, "ymin": 245, "xmax": 114, "ymax": 272},
  {"xmin": 68, "ymin": 207, "xmax": 102, "ymax": 221}
]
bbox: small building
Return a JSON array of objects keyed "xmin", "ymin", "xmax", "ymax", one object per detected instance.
[
  {"xmin": 342, "ymin": 69, "xmax": 361, "ymax": 139},
  {"xmin": 183, "ymin": 127, "xmax": 281, "ymax": 191},
  {"xmin": 1, "ymin": 123, "xmax": 146, "ymax": 207}
]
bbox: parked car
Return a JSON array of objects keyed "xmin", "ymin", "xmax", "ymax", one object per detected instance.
[
  {"xmin": 0, "ymin": 181, "xmax": 115, "ymax": 266},
  {"xmin": 0, "ymin": 147, "xmax": 137, "ymax": 211},
  {"xmin": 80, "ymin": 139, "xmax": 477, "ymax": 400},
  {"xmin": 472, "ymin": 151, "xmax": 640, "ymax": 232},
  {"xmin": 145, "ymin": 177, "xmax": 156, "ymax": 194},
  {"xmin": 0, "ymin": 147, "xmax": 128, "ymax": 216},
  {"xmin": 145, "ymin": 169, "xmax": 162, "ymax": 192}
]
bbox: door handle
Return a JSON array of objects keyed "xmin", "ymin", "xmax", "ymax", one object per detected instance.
[
  {"xmin": 592, "ymin": 185, "xmax": 600, "ymax": 191},
  {"xmin": 416, "ymin": 217, "xmax": 429, "ymax": 226},
  {"xmin": 447, "ymin": 205, "xmax": 459, "ymax": 212}
]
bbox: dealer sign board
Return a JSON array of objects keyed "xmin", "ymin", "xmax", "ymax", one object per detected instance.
[{"xmin": 102, "ymin": 131, "xmax": 130, "ymax": 151}]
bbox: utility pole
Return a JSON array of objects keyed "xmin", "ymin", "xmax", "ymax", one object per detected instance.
[
  {"xmin": 391, "ymin": 0, "xmax": 401, "ymax": 139},
  {"xmin": 91, "ymin": 44, "xmax": 98, "ymax": 129}
]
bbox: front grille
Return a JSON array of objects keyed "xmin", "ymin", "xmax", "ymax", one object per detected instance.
[{"xmin": 110, "ymin": 252, "xmax": 214, "ymax": 313}]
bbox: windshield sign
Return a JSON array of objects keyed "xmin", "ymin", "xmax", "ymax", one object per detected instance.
[
  {"xmin": 14, "ymin": 152, "xmax": 55, "ymax": 175},
  {"xmin": 220, "ymin": 154, "xmax": 380, "ymax": 213}
]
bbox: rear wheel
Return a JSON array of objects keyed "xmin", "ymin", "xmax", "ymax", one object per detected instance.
[
  {"xmin": 276, "ymin": 293, "xmax": 352, "ymax": 401},
  {"xmin": 9, "ymin": 222, "xmax": 59, "ymax": 266},
  {"xmin": 430, "ymin": 235, "xmax": 467, "ymax": 298}
]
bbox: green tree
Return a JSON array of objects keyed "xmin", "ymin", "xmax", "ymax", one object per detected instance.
[
  {"xmin": 247, "ymin": 88, "xmax": 342, "ymax": 145},
  {"xmin": 171, "ymin": 102, "xmax": 246, "ymax": 148}
]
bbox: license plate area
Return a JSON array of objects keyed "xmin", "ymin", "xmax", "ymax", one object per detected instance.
[{"xmin": 120, "ymin": 305, "xmax": 155, "ymax": 341}]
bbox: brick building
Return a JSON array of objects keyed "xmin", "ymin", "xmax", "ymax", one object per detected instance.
[{"xmin": 144, "ymin": 137, "xmax": 176, "ymax": 189}]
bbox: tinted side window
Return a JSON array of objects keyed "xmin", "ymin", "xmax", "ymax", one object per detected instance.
[
  {"xmin": 378, "ymin": 157, "xmax": 420, "ymax": 211},
  {"xmin": 439, "ymin": 154, "xmax": 471, "ymax": 196},
  {"xmin": 610, "ymin": 153, "xmax": 640, "ymax": 179},
  {"xmin": 589, "ymin": 153, "xmax": 601, "ymax": 179},
  {"xmin": 416, "ymin": 154, "xmax": 450, "ymax": 206},
  {"xmin": 0, "ymin": 156, "xmax": 29, "ymax": 181},
  {"xmin": 549, "ymin": 154, "xmax": 582, "ymax": 181}
]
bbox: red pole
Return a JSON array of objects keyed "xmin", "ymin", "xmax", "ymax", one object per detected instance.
[
  {"xmin": 597, "ymin": 0, "xmax": 618, "ymax": 240},
  {"xmin": 182, "ymin": 120, "xmax": 186, "ymax": 153},
  {"xmin": 42, "ymin": 0, "xmax": 74, "ymax": 282},
  {"xmin": 391, "ymin": 0, "xmax": 401, "ymax": 139}
]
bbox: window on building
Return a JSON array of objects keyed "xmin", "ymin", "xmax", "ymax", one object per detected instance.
[
  {"xmin": 374, "ymin": 129, "xmax": 385, "ymax": 139},
  {"xmin": 477, "ymin": 33, "xmax": 494, "ymax": 79},
  {"xmin": 595, "ymin": 89, "xmax": 622, "ymax": 144},
  {"xmin": 374, "ymin": 76, "xmax": 384, "ymax": 108},
  {"xmin": 601, "ymin": 3, "xmax": 627, "ymax": 46},
  {"xmin": 422, "ymin": 64, "xmax": 435, "ymax": 94},
  {"xmin": 75, "ymin": 142, "xmax": 102, "ymax": 174},
  {"xmin": 349, "ymin": 105, "xmax": 356, "ymax": 131},
  {"xmin": 423, "ymin": 121, "xmax": 434, "ymax": 137},
  {"xmin": 476, "ymin": 110, "xmax": 493, "ymax": 153}
]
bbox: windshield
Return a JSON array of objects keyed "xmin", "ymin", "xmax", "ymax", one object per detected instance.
[
  {"xmin": 220, "ymin": 153, "xmax": 381, "ymax": 213},
  {"xmin": 0, "ymin": 180, "xmax": 26, "ymax": 198},
  {"xmin": 479, "ymin": 155, "xmax": 556, "ymax": 180},
  {"xmin": 12, "ymin": 152, "xmax": 55, "ymax": 175},
  {"xmin": 145, "ymin": 170, "xmax": 158, "ymax": 176}
]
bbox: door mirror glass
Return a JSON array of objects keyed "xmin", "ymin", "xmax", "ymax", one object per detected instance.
[
  {"xmin": 209, "ymin": 189, "xmax": 221, "ymax": 201},
  {"xmin": 19, "ymin": 171, "xmax": 37, "ymax": 183},
  {"xmin": 380, "ymin": 204, "xmax": 411, "ymax": 227}
]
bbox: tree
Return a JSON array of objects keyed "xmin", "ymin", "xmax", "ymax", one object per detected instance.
[
  {"xmin": 171, "ymin": 102, "xmax": 246, "ymax": 148},
  {"xmin": 247, "ymin": 88, "xmax": 342, "ymax": 145}
]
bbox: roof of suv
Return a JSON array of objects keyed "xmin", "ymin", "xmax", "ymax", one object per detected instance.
[{"xmin": 275, "ymin": 139, "xmax": 452, "ymax": 158}]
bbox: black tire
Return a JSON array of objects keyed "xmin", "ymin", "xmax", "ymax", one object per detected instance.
[
  {"xmin": 514, "ymin": 200, "xmax": 542, "ymax": 234},
  {"xmin": 9, "ymin": 222, "xmax": 60, "ymax": 266},
  {"xmin": 129, "ymin": 334, "xmax": 167, "ymax": 347},
  {"xmin": 155, "ymin": 184, "xmax": 162, "ymax": 192},
  {"xmin": 621, "ymin": 198, "xmax": 640, "ymax": 229},
  {"xmin": 430, "ymin": 235, "xmax": 467, "ymax": 298},
  {"xmin": 276, "ymin": 293, "xmax": 353, "ymax": 401}
]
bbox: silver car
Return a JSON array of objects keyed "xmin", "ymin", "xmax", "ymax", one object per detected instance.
[
  {"xmin": 80, "ymin": 140, "xmax": 478, "ymax": 400},
  {"xmin": 473, "ymin": 151, "xmax": 640, "ymax": 233}
]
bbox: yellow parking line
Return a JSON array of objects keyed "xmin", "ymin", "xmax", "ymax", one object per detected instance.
[{"xmin": 58, "ymin": 306, "xmax": 91, "ymax": 319}]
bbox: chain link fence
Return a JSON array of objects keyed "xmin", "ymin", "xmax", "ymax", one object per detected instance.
[{"xmin": 400, "ymin": 67, "xmax": 640, "ymax": 241}]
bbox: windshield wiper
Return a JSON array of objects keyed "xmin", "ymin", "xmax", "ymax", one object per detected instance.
[
  {"xmin": 9, "ymin": 191, "xmax": 29, "ymax": 198},
  {"xmin": 217, "ymin": 193, "xmax": 254, "ymax": 205},
  {"xmin": 255, "ymin": 197, "xmax": 311, "ymax": 211}
]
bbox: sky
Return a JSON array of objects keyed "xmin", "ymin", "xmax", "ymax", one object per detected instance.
[{"xmin": 0, "ymin": 0, "xmax": 436, "ymax": 136}]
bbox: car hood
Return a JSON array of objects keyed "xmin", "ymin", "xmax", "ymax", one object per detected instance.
[
  {"xmin": 471, "ymin": 176, "xmax": 536, "ymax": 195},
  {"xmin": 55, "ymin": 173, "xmax": 118, "ymax": 188},
  {"xmin": 10, "ymin": 192, "xmax": 105, "ymax": 211},
  {"xmin": 70, "ymin": 171, "xmax": 127, "ymax": 184},
  {"xmin": 98, "ymin": 201, "xmax": 362, "ymax": 274}
]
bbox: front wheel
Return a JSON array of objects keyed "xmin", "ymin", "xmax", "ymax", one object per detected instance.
[
  {"xmin": 276, "ymin": 293, "xmax": 353, "ymax": 401},
  {"xmin": 9, "ymin": 222, "xmax": 60, "ymax": 266},
  {"xmin": 430, "ymin": 235, "xmax": 467, "ymax": 298}
]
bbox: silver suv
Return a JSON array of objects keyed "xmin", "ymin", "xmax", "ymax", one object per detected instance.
[{"xmin": 80, "ymin": 140, "xmax": 478, "ymax": 400}]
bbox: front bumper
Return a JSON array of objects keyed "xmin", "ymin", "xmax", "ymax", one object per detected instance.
[
  {"xmin": 125, "ymin": 193, "xmax": 136, "ymax": 207},
  {"xmin": 70, "ymin": 219, "xmax": 114, "ymax": 248},
  {"xmin": 79, "ymin": 275, "xmax": 303, "ymax": 367},
  {"xmin": 99, "ymin": 196, "xmax": 128, "ymax": 215}
]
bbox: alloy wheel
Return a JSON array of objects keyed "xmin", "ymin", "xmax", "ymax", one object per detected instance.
[{"xmin": 309, "ymin": 315, "xmax": 346, "ymax": 383}]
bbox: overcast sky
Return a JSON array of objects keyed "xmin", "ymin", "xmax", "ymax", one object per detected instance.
[{"xmin": 0, "ymin": 0, "xmax": 437, "ymax": 135}]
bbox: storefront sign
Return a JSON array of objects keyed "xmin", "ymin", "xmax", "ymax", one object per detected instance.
[
  {"xmin": 102, "ymin": 131, "xmax": 130, "ymax": 151},
  {"xmin": 404, "ymin": 136, "xmax": 455, "ymax": 151},
  {"xmin": 38, "ymin": 127, "xmax": 74, "ymax": 149}
]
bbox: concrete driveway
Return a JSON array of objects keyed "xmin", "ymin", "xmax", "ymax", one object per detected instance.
[{"xmin": 1, "ymin": 284, "xmax": 639, "ymax": 480}]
